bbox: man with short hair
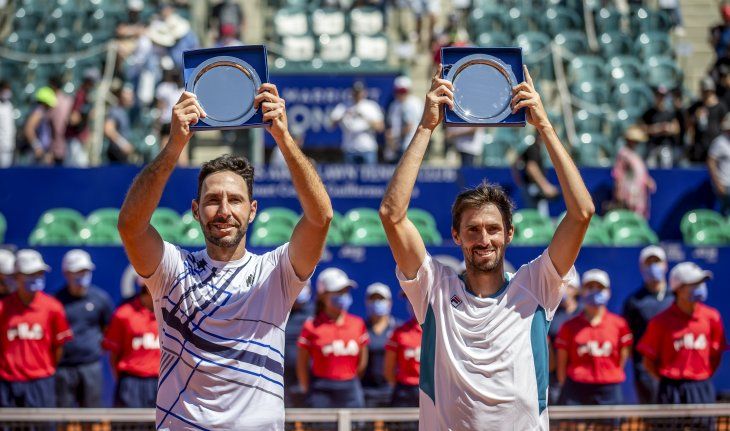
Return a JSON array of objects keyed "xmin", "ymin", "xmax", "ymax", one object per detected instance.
[
  {"xmin": 330, "ymin": 81, "xmax": 385, "ymax": 164},
  {"xmin": 0, "ymin": 249, "xmax": 73, "ymax": 407},
  {"xmin": 379, "ymin": 66, "xmax": 594, "ymax": 429},
  {"xmin": 622, "ymin": 245, "xmax": 674, "ymax": 404},
  {"xmin": 118, "ymin": 85, "xmax": 332, "ymax": 430},
  {"xmin": 0, "ymin": 249, "xmax": 16, "ymax": 298},
  {"xmin": 54, "ymin": 249, "xmax": 114, "ymax": 408}
]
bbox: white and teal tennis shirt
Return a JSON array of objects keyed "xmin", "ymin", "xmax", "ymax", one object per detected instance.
[{"xmin": 397, "ymin": 249, "xmax": 576, "ymax": 430}]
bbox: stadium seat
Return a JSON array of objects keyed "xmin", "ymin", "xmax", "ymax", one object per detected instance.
[
  {"xmin": 543, "ymin": 6, "xmax": 582, "ymax": 36},
  {"xmin": 512, "ymin": 225, "xmax": 554, "ymax": 246},
  {"xmin": 350, "ymin": 7, "xmax": 384, "ymax": 36},
  {"xmin": 326, "ymin": 226, "xmax": 345, "ymax": 246},
  {"xmin": 476, "ymin": 32, "xmax": 512, "ymax": 48},
  {"xmin": 571, "ymin": 80, "xmax": 611, "ymax": 105},
  {"xmin": 686, "ymin": 226, "xmax": 730, "ymax": 246},
  {"xmin": 348, "ymin": 225, "xmax": 388, "ymax": 246},
  {"xmin": 469, "ymin": 7, "xmax": 511, "ymax": 38},
  {"xmin": 604, "ymin": 209, "xmax": 647, "ymax": 230},
  {"xmin": 408, "ymin": 208, "xmax": 438, "ymax": 231},
  {"xmin": 481, "ymin": 132, "xmax": 510, "ymax": 166},
  {"xmin": 418, "ymin": 227, "xmax": 443, "ymax": 246},
  {"xmin": 612, "ymin": 225, "xmax": 658, "ymax": 246},
  {"xmin": 594, "ymin": 7, "xmax": 624, "ymax": 35},
  {"xmin": 273, "ymin": 8, "xmax": 308, "ymax": 37},
  {"xmin": 598, "ymin": 32, "xmax": 633, "ymax": 58},
  {"xmin": 343, "ymin": 208, "xmax": 381, "ymax": 235},
  {"xmin": 311, "ymin": 8, "xmax": 345, "ymax": 36},
  {"xmin": 249, "ymin": 225, "xmax": 291, "ymax": 247},
  {"xmin": 507, "ymin": 7, "xmax": 542, "ymax": 35},
  {"xmin": 29, "ymin": 225, "xmax": 82, "ymax": 246},
  {"xmin": 151, "ymin": 208, "xmax": 180, "ymax": 229},
  {"xmin": 79, "ymin": 224, "xmax": 122, "ymax": 246},
  {"xmin": 86, "ymin": 207, "xmax": 120, "ymax": 229},
  {"xmin": 37, "ymin": 208, "xmax": 85, "ymax": 232},
  {"xmin": 178, "ymin": 224, "xmax": 206, "ymax": 247},
  {"xmin": 575, "ymin": 133, "xmax": 613, "ymax": 166},
  {"xmin": 282, "ymin": 36, "xmax": 316, "ymax": 62},
  {"xmin": 606, "ymin": 56, "xmax": 645, "ymax": 83},
  {"xmin": 567, "ymin": 56, "xmax": 605, "ymax": 84},
  {"xmin": 574, "ymin": 109, "xmax": 604, "ymax": 135},
  {"xmin": 319, "ymin": 33, "xmax": 352, "ymax": 63},
  {"xmin": 582, "ymin": 226, "xmax": 611, "ymax": 246},
  {"xmin": 354, "ymin": 35, "xmax": 388, "ymax": 62},
  {"xmin": 680, "ymin": 209, "xmax": 726, "ymax": 239},
  {"xmin": 554, "ymin": 31, "xmax": 589, "ymax": 57},
  {"xmin": 645, "ymin": 56, "xmax": 682, "ymax": 88},
  {"xmin": 631, "ymin": 7, "xmax": 672, "ymax": 35},
  {"xmin": 256, "ymin": 207, "xmax": 299, "ymax": 229},
  {"xmin": 635, "ymin": 32, "xmax": 673, "ymax": 61},
  {"xmin": 612, "ymin": 81, "xmax": 654, "ymax": 113},
  {"xmin": 513, "ymin": 209, "xmax": 552, "ymax": 230},
  {"xmin": 515, "ymin": 32, "xmax": 551, "ymax": 62}
]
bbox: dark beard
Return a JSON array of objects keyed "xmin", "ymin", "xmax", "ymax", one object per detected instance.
[
  {"xmin": 465, "ymin": 246, "xmax": 503, "ymax": 273},
  {"xmin": 202, "ymin": 219, "xmax": 246, "ymax": 248}
]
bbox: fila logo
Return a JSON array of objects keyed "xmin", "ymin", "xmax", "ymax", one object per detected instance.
[
  {"xmin": 404, "ymin": 347, "xmax": 421, "ymax": 362},
  {"xmin": 7, "ymin": 323, "xmax": 44, "ymax": 341},
  {"xmin": 246, "ymin": 274, "xmax": 254, "ymax": 287},
  {"xmin": 450, "ymin": 295, "xmax": 463, "ymax": 308},
  {"xmin": 673, "ymin": 333, "xmax": 707, "ymax": 351},
  {"xmin": 132, "ymin": 333, "xmax": 159, "ymax": 350},
  {"xmin": 322, "ymin": 339, "xmax": 359, "ymax": 356},
  {"xmin": 577, "ymin": 341, "xmax": 613, "ymax": 357}
]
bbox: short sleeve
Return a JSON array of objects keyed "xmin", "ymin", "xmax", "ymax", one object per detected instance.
[
  {"xmin": 395, "ymin": 253, "xmax": 440, "ymax": 325},
  {"xmin": 99, "ymin": 291, "xmax": 115, "ymax": 328},
  {"xmin": 102, "ymin": 312, "xmax": 124, "ymax": 354},
  {"xmin": 710, "ymin": 312, "xmax": 726, "ymax": 353},
  {"xmin": 618, "ymin": 317, "xmax": 634, "ymax": 348},
  {"xmin": 637, "ymin": 319, "xmax": 660, "ymax": 361},
  {"xmin": 52, "ymin": 306, "xmax": 73, "ymax": 347},
  {"xmin": 367, "ymin": 101, "xmax": 384, "ymax": 122},
  {"xmin": 519, "ymin": 249, "xmax": 576, "ymax": 320},
  {"xmin": 709, "ymin": 136, "xmax": 724, "ymax": 159},
  {"xmin": 554, "ymin": 322, "xmax": 571, "ymax": 350},
  {"xmin": 264, "ymin": 242, "xmax": 310, "ymax": 308},
  {"xmin": 297, "ymin": 319, "xmax": 315, "ymax": 352},
  {"xmin": 358, "ymin": 321, "xmax": 370, "ymax": 347},
  {"xmin": 385, "ymin": 330, "xmax": 399, "ymax": 352},
  {"xmin": 143, "ymin": 241, "xmax": 186, "ymax": 300},
  {"xmin": 330, "ymin": 104, "xmax": 346, "ymax": 122}
]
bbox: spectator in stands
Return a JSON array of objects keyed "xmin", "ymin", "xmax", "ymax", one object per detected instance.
[
  {"xmin": 160, "ymin": 4, "xmax": 199, "ymax": 73},
  {"xmin": 623, "ymin": 245, "xmax": 674, "ymax": 404},
  {"xmin": 0, "ymin": 80, "xmax": 15, "ymax": 167},
  {"xmin": 513, "ymin": 135, "xmax": 559, "ymax": 217},
  {"xmin": 54, "ymin": 250, "xmax": 114, "ymax": 408},
  {"xmin": 548, "ymin": 271, "xmax": 580, "ymax": 405},
  {"xmin": 385, "ymin": 76, "xmax": 422, "ymax": 163},
  {"xmin": 555, "ymin": 270, "xmax": 633, "ymax": 405},
  {"xmin": 710, "ymin": 4, "xmax": 730, "ymax": 60},
  {"xmin": 362, "ymin": 282, "xmax": 400, "ymax": 407},
  {"xmin": 446, "ymin": 126, "xmax": 483, "ymax": 167},
  {"xmin": 0, "ymin": 249, "xmax": 15, "ymax": 298},
  {"xmin": 105, "ymin": 83, "xmax": 137, "ymax": 164},
  {"xmin": 20, "ymin": 87, "xmax": 57, "ymax": 165},
  {"xmin": 102, "ymin": 276, "xmax": 160, "ymax": 408},
  {"xmin": 638, "ymin": 262, "xmax": 725, "ymax": 405},
  {"xmin": 708, "ymin": 113, "xmax": 730, "ymax": 216},
  {"xmin": 214, "ymin": 23, "xmax": 243, "ymax": 47},
  {"xmin": 297, "ymin": 268, "xmax": 369, "ymax": 408},
  {"xmin": 65, "ymin": 68, "xmax": 99, "ymax": 167},
  {"xmin": 48, "ymin": 76, "xmax": 73, "ymax": 166},
  {"xmin": 688, "ymin": 77, "xmax": 727, "ymax": 164},
  {"xmin": 0, "ymin": 249, "xmax": 73, "ymax": 408},
  {"xmin": 284, "ymin": 283, "xmax": 314, "ymax": 408},
  {"xmin": 330, "ymin": 81, "xmax": 384, "ymax": 165},
  {"xmin": 155, "ymin": 62, "xmax": 186, "ymax": 165},
  {"xmin": 384, "ymin": 298, "xmax": 422, "ymax": 407},
  {"xmin": 115, "ymin": 0, "xmax": 147, "ymax": 63},
  {"xmin": 612, "ymin": 126, "xmax": 656, "ymax": 218},
  {"xmin": 641, "ymin": 85, "xmax": 681, "ymax": 168},
  {"xmin": 210, "ymin": 0, "xmax": 244, "ymax": 42}
]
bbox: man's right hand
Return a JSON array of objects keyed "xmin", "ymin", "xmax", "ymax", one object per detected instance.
[
  {"xmin": 419, "ymin": 65, "xmax": 454, "ymax": 131},
  {"xmin": 169, "ymin": 92, "xmax": 207, "ymax": 148}
]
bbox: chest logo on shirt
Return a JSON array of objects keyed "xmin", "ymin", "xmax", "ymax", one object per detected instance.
[
  {"xmin": 85, "ymin": 302, "xmax": 95, "ymax": 312},
  {"xmin": 322, "ymin": 339, "xmax": 359, "ymax": 356},
  {"xmin": 7, "ymin": 323, "xmax": 44, "ymax": 341},
  {"xmin": 404, "ymin": 347, "xmax": 421, "ymax": 362},
  {"xmin": 673, "ymin": 333, "xmax": 707, "ymax": 351},
  {"xmin": 246, "ymin": 274, "xmax": 254, "ymax": 287},
  {"xmin": 450, "ymin": 295, "xmax": 463, "ymax": 309},
  {"xmin": 577, "ymin": 341, "xmax": 613, "ymax": 357},
  {"xmin": 132, "ymin": 333, "xmax": 160, "ymax": 350}
]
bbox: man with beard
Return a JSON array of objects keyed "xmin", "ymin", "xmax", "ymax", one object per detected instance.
[
  {"xmin": 379, "ymin": 66, "xmax": 594, "ymax": 430},
  {"xmin": 117, "ymin": 85, "xmax": 333, "ymax": 430}
]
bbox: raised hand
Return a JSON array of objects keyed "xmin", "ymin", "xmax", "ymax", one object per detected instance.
[
  {"xmin": 511, "ymin": 66, "xmax": 550, "ymax": 129},
  {"xmin": 419, "ymin": 64, "xmax": 455, "ymax": 131},
  {"xmin": 170, "ymin": 91, "xmax": 207, "ymax": 147},
  {"xmin": 254, "ymin": 83, "xmax": 288, "ymax": 141}
]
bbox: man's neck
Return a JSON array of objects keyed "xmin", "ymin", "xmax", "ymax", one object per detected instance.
[
  {"xmin": 676, "ymin": 299, "xmax": 696, "ymax": 316},
  {"xmin": 206, "ymin": 240, "xmax": 247, "ymax": 262},
  {"xmin": 464, "ymin": 264, "xmax": 505, "ymax": 298},
  {"xmin": 17, "ymin": 288, "xmax": 36, "ymax": 306},
  {"xmin": 583, "ymin": 306, "xmax": 605, "ymax": 325}
]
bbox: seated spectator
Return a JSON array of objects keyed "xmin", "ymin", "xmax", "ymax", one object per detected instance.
[
  {"xmin": 623, "ymin": 245, "xmax": 674, "ymax": 404},
  {"xmin": 612, "ymin": 126, "xmax": 656, "ymax": 218},
  {"xmin": 688, "ymin": 77, "xmax": 727, "ymax": 163},
  {"xmin": 556, "ymin": 269, "xmax": 632, "ymax": 405},
  {"xmin": 20, "ymin": 87, "xmax": 57, "ymax": 165},
  {"xmin": 105, "ymin": 84, "xmax": 137, "ymax": 164},
  {"xmin": 54, "ymin": 250, "xmax": 114, "ymax": 408},
  {"xmin": 362, "ymin": 282, "xmax": 400, "ymax": 407},
  {"xmin": 48, "ymin": 76, "xmax": 73, "ymax": 166},
  {"xmin": 330, "ymin": 82, "xmax": 384, "ymax": 165},
  {"xmin": 0, "ymin": 249, "xmax": 15, "ymax": 298},
  {"xmin": 102, "ymin": 277, "xmax": 159, "ymax": 408},
  {"xmin": 638, "ymin": 262, "xmax": 725, "ymax": 405},
  {"xmin": 0, "ymin": 250, "xmax": 73, "ymax": 408},
  {"xmin": 284, "ymin": 283, "xmax": 314, "ymax": 407},
  {"xmin": 297, "ymin": 268, "xmax": 369, "ymax": 408},
  {"xmin": 384, "ymin": 298, "xmax": 422, "ymax": 407},
  {"xmin": 641, "ymin": 85, "xmax": 681, "ymax": 168},
  {"xmin": 0, "ymin": 81, "xmax": 15, "ymax": 167},
  {"xmin": 708, "ymin": 113, "xmax": 730, "ymax": 215}
]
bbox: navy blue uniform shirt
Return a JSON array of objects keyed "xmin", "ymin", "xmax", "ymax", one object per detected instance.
[
  {"xmin": 622, "ymin": 284, "xmax": 674, "ymax": 364},
  {"xmin": 55, "ymin": 285, "xmax": 114, "ymax": 366}
]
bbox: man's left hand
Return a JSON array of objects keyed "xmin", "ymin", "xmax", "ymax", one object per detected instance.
[
  {"xmin": 511, "ymin": 66, "xmax": 550, "ymax": 130},
  {"xmin": 255, "ymin": 83, "xmax": 289, "ymax": 141}
]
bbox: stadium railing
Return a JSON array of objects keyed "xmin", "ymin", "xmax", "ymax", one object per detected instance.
[{"xmin": 1, "ymin": 404, "xmax": 730, "ymax": 430}]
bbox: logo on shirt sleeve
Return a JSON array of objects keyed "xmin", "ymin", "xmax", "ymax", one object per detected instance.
[{"xmin": 450, "ymin": 295, "xmax": 463, "ymax": 309}]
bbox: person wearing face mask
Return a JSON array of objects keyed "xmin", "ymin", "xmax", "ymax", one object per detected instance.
[
  {"xmin": 638, "ymin": 262, "xmax": 725, "ymax": 405},
  {"xmin": 0, "ymin": 249, "xmax": 73, "ymax": 407},
  {"xmin": 53, "ymin": 249, "xmax": 114, "ymax": 408},
  {"xmin": 296, "ymin": 268, "xmax": 369, "ymax": 408},
  {"xmin": 0, "ymin": 249, "xmax": 16, "ymax": 298},
  {"xmin": 622, "ymin": 245, "xmax": 674, "ymax": 404},
  {"xmin": 384, "ymin": 297, "xmax": 422, "ymax": 408},
  {"xmin": 555, "ymin": 269, "xmax": 633, "ymax": 406},
  {"xmin": 547, "ymin": 271, "xmax": 580, "ymax": 405},
  {"xmin": 283, "ymin": 282, "xmax": 314, "ymax": 407},
  {"xmin": 0, "ymin": 81, "xmax": 15, "ymax": 167},
  {"xmin": 362, "ymin": 282, "xmax": 400, "ymax": 407}
]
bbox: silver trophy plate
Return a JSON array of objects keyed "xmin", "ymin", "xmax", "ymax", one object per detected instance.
[
  {"xmin": 445, "ymin": 53, "xmax": 517, "ymax": 124},
  {"xmin": 184, "ymin": 56, "xmax": 262, "ymax": 127}
]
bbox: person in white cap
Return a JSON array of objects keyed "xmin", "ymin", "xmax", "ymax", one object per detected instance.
[
  {"xmin": 0, "ymin": 249, "xmax": 73, "ymax": 408},
  {"xmin": 296, "ymin": 268, "xmax": 369, "ymax": 408},
  {"xmin": 53, "ymin": 249, "xmax": 114, "ymax": 408},
  {"xmin": 555, "ymin": 269, "xmax": 632, "ymax": 406},
  {"xmin": 362, "ymin": 282, "xmax": 400, "ymax": 407},
  {"xmin": 284, "ymin": 282, "xmax": 314, "ymax": 407},
  {"xmin": 385, "ymin": 76, "xmax": 422, "ymax": 162},
  {"xmin": 638, "ymin": 262, "xmax": 725, "ymax": 407},
  {"xmin": 0, "ymin": 249, "xmax": 16, "ymax": 298},
  {"xmin": 622, "ymin": 245, "xmax": 674, "ymax": 404},
  {"xmin": 548, "ymin": 270, "xmax": 580, "ymax": 404}
]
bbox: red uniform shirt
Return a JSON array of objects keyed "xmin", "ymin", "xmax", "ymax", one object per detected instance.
[
  {"xmin": 637, "ymin": 303, "xmax": 725, "ymax": 381},
  {"xmin": 297, "ymin": 312, "xmax": 369, "ymax": 380},
  {"xmin": 385, "ymin": 318, "xmax": 422, "ymax": 386},
  {"xmin": 555, "ymin": 311, "xmax": 633, "ymax": 384},
  {"xmin": 102, "ymin": 297, "xmax": 160, "ymax": 378},
  {"xmin": 0, "ymin": 292, "xmax": 73, "ymax": 381}
]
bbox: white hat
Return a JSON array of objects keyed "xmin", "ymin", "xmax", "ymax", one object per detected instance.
[
  {"xmin": 394, "ymin": 76, "xmax": 412, "ymax": 91},
  {"xmin": 316, "ymin": 268, "xmax": 357, "ymax": 294},
  {"xmin": 639, "ymin": 245, "xmax": 666, "ymax": 265},
  {"xmin": 62, "ymin": 249, "xmax": 95, "ymax": 273},
  {"xmin": 15, "ymin": 249, "xmax": 50, "ymax": 274},
  {"xmin": 148, "ymin": 20, "xmax": 176, "ymax": 47},
  {"xmin": 566, "ymin": 271, "xmax": 580, "ymax": 289},
  {"xmin": 582, "ymin": 269, "xmax": 610, "ymax": 288},
  {"xmin": 365, "ymin": 282, "xmax": 392, "ymax": 300},
  {"xmin": 669, "ymin": 262, "xmax": 713, "ymax": 291},
  {"xmin": 0, "ymin": 249, "xmax": 15, "ymax": 275},
  {"xmin": 127, "ymin": 0, "xmax": 144, "ymax": 11}
]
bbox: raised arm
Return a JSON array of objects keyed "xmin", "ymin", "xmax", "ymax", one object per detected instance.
[
  {"xmin": 118, "ymin": 92, "xmax": 205, "ymax": 277},
  {"xmin": 254, "ymin": 84, "xmax": 332, "ymax": 280},
  {"xmin": 379, "ymin": 67, "xmax": 454, "ymax": 279},
  {"xmin": 511, "ymin": 66, "xmax": 594, "ymax": 276}
]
